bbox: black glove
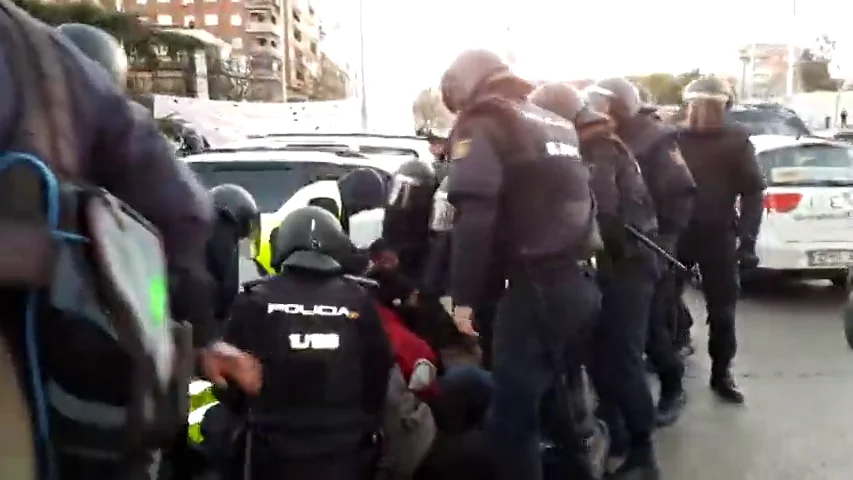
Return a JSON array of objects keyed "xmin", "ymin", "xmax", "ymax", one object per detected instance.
[{"xmin": 737, "ymin": 240, "xmax": 759, "ymax": 270}]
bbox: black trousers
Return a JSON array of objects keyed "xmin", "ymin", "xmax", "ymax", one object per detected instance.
[
  {"xmin": 645, "ymin": 269, "xmax": 685, "ymax": 392},
  {"xmin": 589, "ymin": 265, "xmax": 656, "ymax": 456},
  {"xmin": 678, "ymin": 227, "xmax": 739, "ymax": 370}
]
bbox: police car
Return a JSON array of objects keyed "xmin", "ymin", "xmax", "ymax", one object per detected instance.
[
  {"xmin": 185, "ymin": 137, "xmax": 428, "ymax": 275},
  {"xmin": 751, "ymin": 134, "xmax": 853, "ymax": 286}
]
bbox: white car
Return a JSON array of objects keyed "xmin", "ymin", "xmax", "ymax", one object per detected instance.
[
  {"xmin": 184, "ymin": 141, "xmax": 422, "ymax": 278},
  {"xmin": 222, "ymin": 132, "xmax": 437, "ymax": 164},
  {"xmin": 751, "ymin": 134, "xmax": 853, "ymax": 285}
]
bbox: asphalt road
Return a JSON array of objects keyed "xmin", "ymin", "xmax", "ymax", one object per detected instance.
[{"xmin": 659, "ymin": 280, "xmax": 853, "ymax": 480}]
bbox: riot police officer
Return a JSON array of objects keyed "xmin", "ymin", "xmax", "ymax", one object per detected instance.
[
  {"xmin": 586, "ymin": 77, "xmax": 695, "ymax": 421},
  {"xmin": 0, "ymin": 13, "xmax": 258, "ymax": 480},
  {"xmin": 219, "ymin": 206, "xmax": 394, "ymax": 479},
  {"xmin": 423, "ymin": 177, "xmax": 501, "ymax": 369},
  {"xmin": 338, "ymin": 167, "xmax": 387, "ymax": 232},
  {"xmin": 207, "ymin": 184, "xmax": 260, "ymax": 323},
  {"xmin": 440, "ymin": 49, "xmax": 602, "ymax": 480},
  {"xmin": 531, "ymin": 82, "xmax": 663, "ymax": 479},
  {"xmin": 676, "ymin": 76, "xmax": 765, "ymax": 404},
  {"xmin": 383, "ymin": 159, "xmax": 439, "ymax": 278}
]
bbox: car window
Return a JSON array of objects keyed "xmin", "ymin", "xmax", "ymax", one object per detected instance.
[
  {"xmin": 188, "ymin": 160, "xmax": 392, "ymax": 213},
  {"xmin": 758, "ymin": 145, "xmax": 853, "ymax": 186},
  {"xmin": 729, "ymin": 109, "xmax": 811, "ymax": 136}
]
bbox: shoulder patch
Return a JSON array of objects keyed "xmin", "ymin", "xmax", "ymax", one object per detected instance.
[{"xmin": 450, "ymin": 138, "xmax": 472, "ymax": 160}]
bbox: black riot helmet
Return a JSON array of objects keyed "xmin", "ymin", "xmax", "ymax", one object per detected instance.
[
  {"xmin": 587, "ymin": 77, "xmax": 642, "ymax": 119},
  {"xmin": 271, "ymin": 206, "xmax": 353, "ymax": 273},
  {"xmin": 439, "ymin": 49, "xmax": 533, "ymax": 114},
  {"xmin": 209, "ymin": 184, "xmax": 260, "ymax": 240},
  {"xmin": 57, "ymin": 23, "xmax": 128, "ymax": 88},
  {"xmin": 530, "ymin": 82, "xmax": 609, "ymax": 127},
  {"xmin": 682, "ymin": 75, "xmax": 732, "ymax": 130},
  {"xmin": 338, "ymin": 167, "xmax": 387, "ymax": 216},
  {"xmin": 387, "ymin": 159, "xmax": 437, "ymax": 210}
]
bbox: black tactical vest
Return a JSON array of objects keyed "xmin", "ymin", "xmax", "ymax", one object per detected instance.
[
  {"xmin": 459, "ymin": 97, "xmax": 601, "ymax": 276},
  {"xmin": 245, "ymin": 275, "xmax": 376, "ymax": 457},
  {"xmin": 583, "ymin": 133, "xmax": 659, "ymax": 237}
]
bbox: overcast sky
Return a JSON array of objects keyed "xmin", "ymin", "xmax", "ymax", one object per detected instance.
[{"xmin": 311, "ymin": 0, "xmax": 853, "ymax": 126}]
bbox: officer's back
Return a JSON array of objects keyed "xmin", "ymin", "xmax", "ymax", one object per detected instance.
[{"xmin": 221, "ymin": 206, "xmax": 393, "ymax": 480}]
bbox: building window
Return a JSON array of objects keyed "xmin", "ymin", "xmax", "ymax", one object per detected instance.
[
  {"xmin": 310, "ymin": 42, "xmax": 317, "ymax": 54},
  {"xmin": 293, "ymin": 28, "xmax": 302, "ymax": 42},
  {"xmin": 270, "ymin": 15, "xmax": 277, "ymax": 24},
  {"xmin": 257, "ymin": 38, "xmax": 267, "ymax": 46},
  {"xmin": 231, "ymin": 38, "xmax": 243, "ymax": 50},
  {"xmin": 157, "ymin": 0, "xmax": 168, "ymax": 3},
  {"xmin": 183, "ymin": 15, "xmax": 195, "ymax": 27},
  {"xmin": 182, "ymin": 0, "xmax": 192, "ymax": 4},
  {"xmin": 292, "ymin": 10, "xmax": 300, "ymax": 23},
  {"xmin": 270, "ymin": 40, "xmax": 277, "ymax": 48},
  {"xmin": 230, "ymin": 14, "xmax": 242, "ymax": 26},
  {"xmin": 156, "ymin": 14, "xmax": 172, "ymax": 25},
  {"xmin": 136, "ymin": 0, "xmax": 146, "ymax": 4},
  {"xmin": 250, "ymin": 12, "xmax": 264, "ymax": 22},
  {"xmin": 204, "ymin": 14, "xmax": 219, "ymax": 25}
]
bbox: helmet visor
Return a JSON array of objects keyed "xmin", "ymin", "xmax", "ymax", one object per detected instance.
[
  {"xmin": 686, "ymin": 98, "xmax": 726, "ymax": 130},
  {"xmin": 583, "ymin": 86, "xmax": 613, "ymax": 114},
  {"xmin": 387, "ymin": 174, "xmax": 420, "ymax": 209},
  {"xmin": 429, "ymin": 190, "xmax": 456, "ymax": 232}
]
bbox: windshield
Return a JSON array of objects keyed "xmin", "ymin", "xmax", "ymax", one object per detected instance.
[
  {"xmin": 729, "ymin": 109, "xmax": 811, "ymax": 136},
  {"xmin": 188, "ymin": 160, "xmax": 386, "ymax": 212},
  {"xmin": 758, "ymin": 144, "xmax": 853, "ymax": 186}
]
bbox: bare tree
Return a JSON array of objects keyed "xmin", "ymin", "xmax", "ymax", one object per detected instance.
[
  {"xmin": 412, "ymin": 88, "xmax": 454, "ymax": 131},
  {"xmin": 208, "ymin": 56, "xmax": 255, "ymax": 101},
  {"xmin": 309, "ymin": 55, "xmax": 349, "ymax": 101}
]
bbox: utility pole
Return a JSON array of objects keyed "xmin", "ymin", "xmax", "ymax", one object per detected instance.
[
  {"xmin": 281, "ymin": 0, "xmax": 291, "ymax": 101},
  {"xmin": 358, "ymin": 0, "xmax": 368, "ymax": 131},
  {"xmin": 785, "ymin": 0, "xmax": 797, "ymax": 98}
]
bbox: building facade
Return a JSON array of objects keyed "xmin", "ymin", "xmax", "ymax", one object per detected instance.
[
  {"xmin": 110, "ymin": 0, "xmax": 346, "ymax": 101},
  {"xmin": 738, "ymin": 43, "xmax": 803, "ymax": 100}
]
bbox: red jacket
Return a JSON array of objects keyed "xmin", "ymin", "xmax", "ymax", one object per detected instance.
[{"xmin": 376, "ymin": 303, "xmax": 440, "ymax": 398}]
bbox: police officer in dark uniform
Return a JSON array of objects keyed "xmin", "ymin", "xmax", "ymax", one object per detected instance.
[
  {"xmin": 338, "ymin": 167, "xmax": 387, "ymax": 232},
  {"xmin": 587, "ymin": 77, "xmax": 695, "ymax": 422},
  {"xmin": 207, "ymin": 184, "xmax": 260, "ymax": 324},
  {"xmin": 219, "ymin": 206, "xmax": 394, "ymax": 479},
  {"xmin": 530, "ymin": 82, "xmax": 663, "ymax": 479},
  {"xmin": 384, "ymin": 159, "xmax": 440, "ymax": 278},
  {"xmin": 676, "ymin": 76, "xmax": 765, "ymax": 404},
  {"xmin": 0, "ymin": 12, "xmax": 259, "ymax": 479},
  {"xmin": 423, "ymin": 177, "xmax": 502, "ymax": 370},
  {"xmin": 440, "ymin": 49, "xmax": 602, "ymax": 480}
]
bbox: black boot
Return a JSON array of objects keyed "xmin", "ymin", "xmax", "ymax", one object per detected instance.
[
  {"xmin": 606, "ymin": 445, "xmax": 660, "ymax": 480},
  {"xmin": 710, "ymin": 368, "xmax": 745, "ymax": 404},
  {"xmin": 655, "ymin": 385, "xmax": 687, "ymax": 427}
]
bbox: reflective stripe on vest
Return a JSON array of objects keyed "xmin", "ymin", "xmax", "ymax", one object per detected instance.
[{"xmin": 188, "ymin": 379, "xmax": 218, "ymax": 443}]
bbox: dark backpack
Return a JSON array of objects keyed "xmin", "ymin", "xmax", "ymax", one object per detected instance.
[{"xmin": 0, "ymin": 3, "xmax": 184, "ymax": 477}]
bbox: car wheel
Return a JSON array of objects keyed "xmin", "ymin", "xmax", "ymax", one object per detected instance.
[
  {"xmin": 831, "ymin": 271, "xmax": 850, "ymax": 289},
  {"xmin": 844, "ymin": 299, "xmax": 853, "ymax": 350}
]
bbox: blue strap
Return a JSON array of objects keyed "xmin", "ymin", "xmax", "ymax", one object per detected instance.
[{"xmin": 0, "ymin": 152, "xmax": 88, "ymax": 480}]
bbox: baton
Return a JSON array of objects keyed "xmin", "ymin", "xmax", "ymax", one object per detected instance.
[{"xmin": 624, "ymin": 225, "xmax": 699, "ymax": 282}]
